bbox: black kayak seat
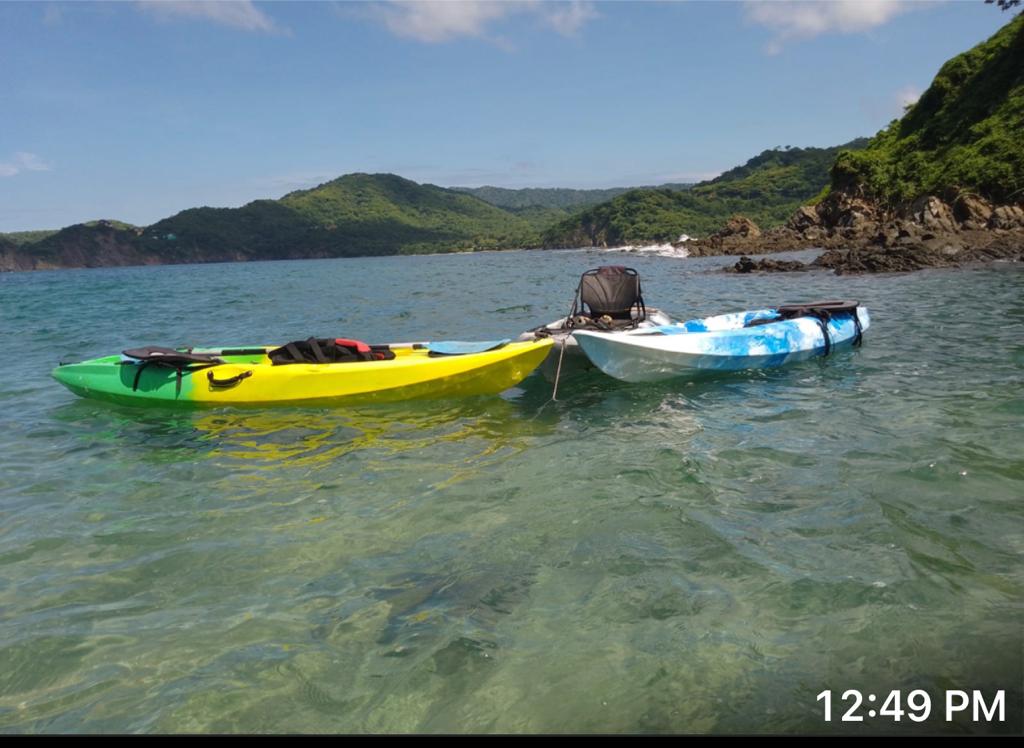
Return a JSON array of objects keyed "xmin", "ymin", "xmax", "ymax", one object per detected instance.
[
  {"xmin": 122, "ymin": 346, "xmax": 223, "ymax": 366},
  {"xmin": 120, "ymin": 346, "xmax": 224, "ymax": 393},
  {"xmin": 576, "ymin": 266, "xmax": 646, "ymax": 321}
]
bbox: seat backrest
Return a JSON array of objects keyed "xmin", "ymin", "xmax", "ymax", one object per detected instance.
[{"xmin": 578, "ymin": 266, "xmax": 644, "ymax": 319}]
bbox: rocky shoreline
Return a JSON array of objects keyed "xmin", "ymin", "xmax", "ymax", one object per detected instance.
[{"xmin": 690, "ymin": 193, "xmax": 1024, "ymax": 274}]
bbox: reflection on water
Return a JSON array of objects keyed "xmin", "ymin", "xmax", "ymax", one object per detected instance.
[{"xmin": 192, "ymin": 398, "xmax": 551, "ymax": 472}]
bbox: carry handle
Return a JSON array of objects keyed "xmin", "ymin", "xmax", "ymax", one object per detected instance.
[{"xmin": 207, "ymin": 370, "xmax": 252, "ymax": 387}]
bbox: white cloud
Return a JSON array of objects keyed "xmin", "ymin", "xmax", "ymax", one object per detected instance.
[
  {"xmin": 541, "ymin": 1, "xmax": 599, "ymax": 37},
  {"xmin": 896, "ymin": 84, "xmax": 921, "ymax": 109},
  {"xmin": 744, "ymin": 0, "xmax": 930, "ymax": 54},
  {"xmin": 0, "ymin": 152, "xmax": 52, "ymax": 178},
  {"xmin": 858, "ymin": 83, "xmax": 925, "ymax": 122},
  {"xmin": 367, "ymin": 1, "xmax": 598, "ymax": 44},
  {"xmin": 136, "ymin": 1, "xmax": 282, "ymax": 34},
  {"xmin": 374, "ymin": 1, "xmax": 512, "ymax": 43}
]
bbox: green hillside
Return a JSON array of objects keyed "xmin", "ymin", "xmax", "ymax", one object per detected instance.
[
  {"xmin": 455, "ymin": 185, "xmax": 635, "ymax": 211},
  {"xmin": 9, "ymin": 174, "xmax": 545, "ymax": 267},
  {"xmin": 0, "ymin": 229, "xmax": 59, "ymax": 246},
  {"xmin": 454, "ymin": 183, "xmax": 696, "ymax": 235},
  {"xmin": 831, "ymin": 14, "xmax": 1024, "ymax": 204},
  {"xmin": 141, "ymin": 173, "xmax": 540, "ymax": 257},
  {"xmin": 542, "ymin": 140, "xmax": 868, "ymax": 247},
  {"xmin": 1, "ymin": 221, "xmax": 136, "ymax": 249}
]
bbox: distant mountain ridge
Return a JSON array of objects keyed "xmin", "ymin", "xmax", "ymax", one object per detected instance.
[
  {"xmin": 450, "ymin": 183, "xmax": 696, "ymax": 237},
  {"xmin": 2, "ymin": 174, "xmax": 545, "ymax": 270},
  {"xmin": 540, "ymin": 139, "xmax": 869, "ymax": 248},
  {"xmin": 452, "ymin": 184, "xmax": 693, "ymax": 211},
  {"xmin": 0, "ymin": 141, "xmax": 897, "ymax": 271},
  {"xmin": 0, "ymin": 173, "xmax": 714, "ymax": 271},
  {"xmin": 139, "ymin": 172, "xmax": 538, "ymax": 259}
]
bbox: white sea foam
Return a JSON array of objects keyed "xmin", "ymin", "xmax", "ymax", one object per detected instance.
[{"xmin": 602, "ymin": 243, "xmax": 690, "ymax": 259}]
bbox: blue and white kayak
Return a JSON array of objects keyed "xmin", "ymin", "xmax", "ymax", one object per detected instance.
[{"xmin": 573, "ymin": 305, "xmax": 870, "ymax": 382}]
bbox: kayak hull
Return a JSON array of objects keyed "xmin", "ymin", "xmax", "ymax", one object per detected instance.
[
  {"xmin": 573, "ymin": 307, "xmax": 870, "ymax": 382},
  {"xmin": 52, "ymin": 339, "xmax": 553, "ymax": 407},
  {"xmin": 519, "ymin": 309, "xmax": 677, "ymax": 381}
]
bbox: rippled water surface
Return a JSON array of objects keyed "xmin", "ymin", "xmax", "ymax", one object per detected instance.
[{"xmin": 1, "ymin": 251, "xmax": 1021, "ymax": 733}]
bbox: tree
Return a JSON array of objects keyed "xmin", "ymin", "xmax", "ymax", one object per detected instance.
[{"xmin": 985, "ymin": 0, "xmax": 1022, "ymax": 11}]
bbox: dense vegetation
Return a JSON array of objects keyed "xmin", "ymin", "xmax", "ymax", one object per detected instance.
[
  {"xmin": 0, "ymin": 229, "xmax": 59, "ymax": 246},
  {"xmin": 1, "ymin": 221, "xmax": 137, "ymax": 248},
  {"xmin": 542, "ymin": 140, "xmax": 868, "ymax": 247},
  {"xmin": 453, "ymin": 183, "xmax": 696, "ymax": 235},
  {"xmin": 126, "ymin": 174, "xmax": 541, "ymax": 262},
  {"xmin": 8, "ymin": 174, "xmax": 545, "ymax": 267},
  {"xmin": 831, "ymin": 14, "xmax": 1024, "ymax": 204},
  {"xmin": 453, "ymin": 185, "xmax": 635, "ymax": 211},
  {"xmin": 6, "ymin": 174, "xmax": 708, "ymax": 267}
]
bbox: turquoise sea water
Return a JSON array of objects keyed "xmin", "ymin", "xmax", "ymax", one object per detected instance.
[{"xmin": 0, "ymin": 250, "xmax": 1021, "ymax": 733}]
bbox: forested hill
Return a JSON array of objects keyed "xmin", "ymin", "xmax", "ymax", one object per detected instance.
[
  {"xmin": 453, "ymin": 186, "xmax": 633, "ymax": 211},
  {"xmin": 452, "ymin": 183, "xmax": 696, "ymax": 234},
  {"xmin": 142, "ymin": 173, "xmax": 538, "ymax": 258},
  {"xmin": 541, "ymin": 139, "xmax": 869, "ymax": 248},
  {"xmin": 829, "ymin": 13, "xmax": 1024, "ymax": 205},
  {"xmin": 452, "ymin": 184, "xmax": 694, "ymax": 211},
  {"xmin": 3, "ymin": 173, "xmax": 543, "ymax": 270}
]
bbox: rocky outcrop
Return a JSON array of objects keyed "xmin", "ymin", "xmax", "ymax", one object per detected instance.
[
  {"xmin": 911, "ymin": 195, "xmax": 959, "ymax": 234},
  {"xmin": 803, "ymin": 193, "xmax": 1023, "ymax": 273},
  {"xmin": 952, "ymin": 195, "xmax": 993, "ymax": 230},
  {"xmin": 685, "ymin": 215, "xmax": 807, "ymax": 256},
  {"xmin": 681, "ymin": 190, "xmax": 1024, "ymax": 273},
  {"xmin": 726, "ymin": 255, "xmax": 809, "ymax": 273},
  {"xmin": 813, "ymin": 234, "xmax": 1023, "ymax": 275},
  {"xmin": 814, "ymin": 245, "xmax": 956, "ymax": 274},
  {"xmin": 786, "ymin": 205, "xmax": 825, "ymax": 240},
  {"xmin": 720, "ymin": 216, "xmax": 761, "ymax": 239},
  {"xmin": 0, "ymin": 238, "xmax": 35, "ymax": 272},
  {"xmin": 989, "ymin": 204, "xmax": 1024, "ymax": 230}
]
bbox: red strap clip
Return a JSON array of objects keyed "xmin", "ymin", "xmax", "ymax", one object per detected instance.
[{"xmin": 335, "ymin": 338, "xmax": 371, "ymax": 354}]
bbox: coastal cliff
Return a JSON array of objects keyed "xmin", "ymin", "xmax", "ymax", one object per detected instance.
[{"xmin": 708, "ymin": 14, "xmax": 1024, "ymax": 272}]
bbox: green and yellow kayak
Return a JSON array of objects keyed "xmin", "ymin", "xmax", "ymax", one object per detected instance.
[{"xmin": 52, "ymin": 338, "xmax": 552, "ymax": 407}]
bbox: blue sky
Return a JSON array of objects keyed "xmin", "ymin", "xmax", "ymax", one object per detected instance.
[{"xmin": 0, "ymin": 1, "xmax": 1013, "ymax": 232}]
